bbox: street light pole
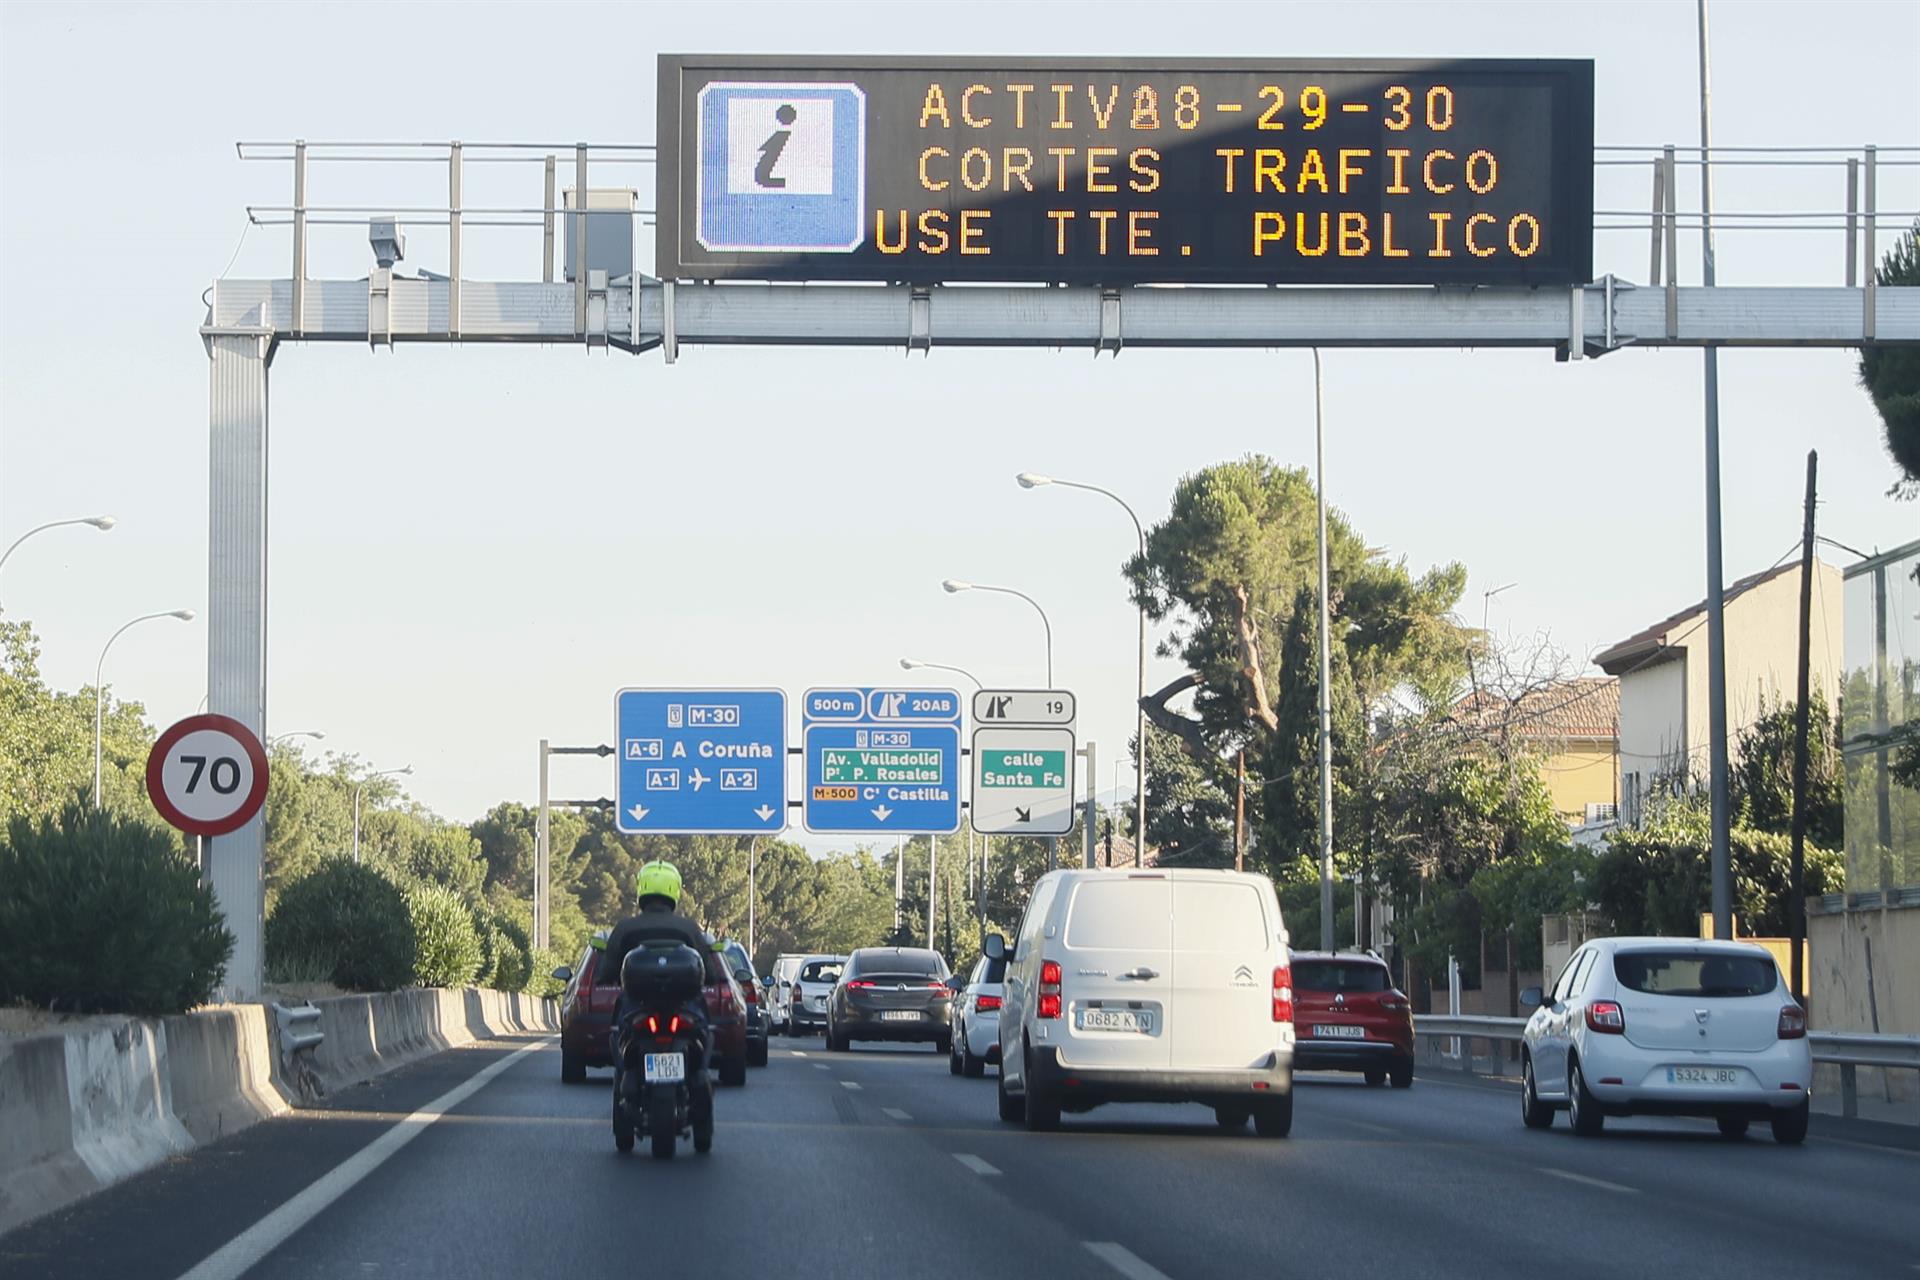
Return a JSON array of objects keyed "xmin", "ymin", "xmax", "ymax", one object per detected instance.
[
  {"xmin": 352, "ymin": 765, "xmax": 413, "ymax": 863},
  {"xmin": 1016, "ymin": 473, "xmax": 1150, "ymax": 865},
  {"xmin": 268, "ymin": 730, "xmax": 325, "ymax": 749},
  {"xmin": 899, "ymin": 657, "xmax": 983, "ymax": 691},
  {"xmin": 0, "ymin": 514, "xmax": 116, "ymax": 581},
  {"xmin": 93, "ymin": 608, "xmax": 195, "ymax": 807},
  {"xmin": 1698, "ymin": 0, "xmax": 1733, "ymax": 942},
  {"xmin": 941, "ymin": 579, "xmax": 1053, "ymax": 686}
]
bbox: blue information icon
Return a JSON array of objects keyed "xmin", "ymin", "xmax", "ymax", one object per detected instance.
[
  {"xmin": 615, "ymin": 688, "xmax": 787, "ymax": 835},
  {"xmin": 802, "ymin": 687, "xmax": 961, "ymax": 834},
  {"xmin": 696, "ymin": 81, "xmax": 866, "ymax": 253}
]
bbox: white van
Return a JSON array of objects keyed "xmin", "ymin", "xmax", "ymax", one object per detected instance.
[{"xmin": 992, "ymin": 868, "xmax": 1295, "ymax": 1135}]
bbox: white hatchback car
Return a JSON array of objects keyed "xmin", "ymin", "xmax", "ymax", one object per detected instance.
[
  {"xmin": 946, "ymin": 953, "xmax": 1006, "ymax": 1077},
  {"xmin": 1520, "ymin": 937, "xmax": 1812, "ymax": 1143},
  {"xmin": 994, "ymin": 868, "xmax": 1295, "ymax": 1136}
]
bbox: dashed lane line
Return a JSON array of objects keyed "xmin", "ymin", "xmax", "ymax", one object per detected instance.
[
  {"xmin": 1537, "ymin": 1167, "xmax": 1636, "ymax": 1194},
  {"xmin": 840, "ymin": 1080, "xmax": 863, "ymax": 1091},
  {"xmin": 812, "ymin": 1063, "xmax": 829, "ymax": 1070},
  {"xmin": 881, "ymin": 1107, "xmax": 912, "ymax": 1121},
  {"xmin": 952, "ymin": 1153, "xmax": 1001, "ymax": 1176},
  {"xmin": 1084, "ymin": 1242, "xmax": 1173, "ymax": 1280},
  {"xmin": 173, "ymin": 1039, "xmax": 550, "ymax": 1280},
  {"xmin": 791, "ymin": 1050, "xmax": 808, "ymax": 1057}
]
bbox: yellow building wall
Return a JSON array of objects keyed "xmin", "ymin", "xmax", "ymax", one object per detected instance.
[{"xmin": 1541, "ymin": 743, "xmax": 1618, "ymax": 823}]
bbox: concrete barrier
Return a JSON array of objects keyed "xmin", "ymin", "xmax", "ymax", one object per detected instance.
[{"xmin": 0, "ymin": 989, "xmax": 555, "ymax": 1238}]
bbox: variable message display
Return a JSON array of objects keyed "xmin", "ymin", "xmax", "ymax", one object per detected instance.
[{"xmin": 658, "ymin": 56, "xmax": 1593, "ymax": 287}]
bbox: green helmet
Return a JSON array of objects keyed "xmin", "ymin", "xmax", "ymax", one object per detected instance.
[{"xmin": 635, "ymin": 859, "xmax": 683, "ymax": 908}]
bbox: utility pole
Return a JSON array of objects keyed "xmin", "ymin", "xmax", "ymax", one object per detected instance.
[
  {"xmin": 1698, "ymin": 0, "xmax": 1734, "ymax": 941},
  {"xmin": 1789, "ymin": 450, "xmax": 1817, "ymax": 1007},
  {"xmin": 1234, "ymin": 748, "xmax": 1247, "ymax": 873}
]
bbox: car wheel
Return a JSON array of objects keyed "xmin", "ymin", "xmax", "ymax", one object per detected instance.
[
  {"xmin": 720, "ymin": 1055, "xmax": 748, "ymax": 1088},
  {"xmin": 1253, "ymin": 1091, "xmax": 1294, "ymax": 1138},
  {"xmin": 962, "ymin": 1046, "xmax": 986, "ymax": 1079},
  {"xmin": 997, "ymin": 1064, "xmax": 1025, "ymax": 1123},
  {"xmin": 747, "ymin": 1036, "xmax": 769, "ymax": 1068},
  {"xmin": 935, "ymin": 1034, "xmax": 953, "ymax": 1056},
  {"xmin": 1520, "ymin": 1054, "xmax": 1554, "ymax": 1130},
  {"xmin": 562, "ymin": 1047, "xmax": 586, "ymax": 1084},
  {"xmin": 1715, "ymin": 1114, "xmax": 1750, "ymax": 1139},
  {"xmin": 1567, "ymin": 1057, "xmax": 1605, "ymax": 1137},
  {"xmin": 1214, "ymin": 1105, "xmax": 1251, "ymax": 1131},
  {"xmin": 1389, "ymin": 1059, "xmax": 1414, "ymax": 1089},
  {"xmin": 1364, "ymin": 1068, "xmax": 1387, "ymax": 1088},
  {"xmin": 827, "ymin": 1024, "xmax": 848, "ymax": 1053},
  {"xmin": 1770, "ymin": 1098, "xmax": 1809, "ymax": 1146},
  {"xmin": 1023, "ymin": 1047, "xmax": 1061, "ymax": 1132},
  {"xmin": 949, "ymin": 1042, "xmax": 963, "ymax": 1076}
]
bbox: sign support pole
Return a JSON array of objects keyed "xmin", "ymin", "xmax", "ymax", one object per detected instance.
[
  {"xmin": 1083, "ymin": 741, "xmax": 1097, "ymax": 869},
  {"xmin": 1313, "ymin": 348, "xmax": 1336, "ymax": 953},
  {"xmin": 927, "ymin": 835, "xmax": 937, "ymax": 948},
  {"xmin": 536, "ymin": 739, "xmax": 551, "ymax": 953},
  {"xmin": 1699, "ymin": 0, "xmax": 1733, "ymax": 941}
]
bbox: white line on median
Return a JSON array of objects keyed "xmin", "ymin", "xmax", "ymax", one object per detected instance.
[
  {"xmin": 1084, "ymin": 1242, "xmax": 1172, "ymax": 1280},
  {"xmin": 881, "ymin": 1107, "xmax": 912, "ymax": 1121},
  {"xmin": 173, "ymin": 1038, "xmax": 550, "ymax": 1280},
  {"xmin": 1537, "ymin": 1167, "xmax": 1637, "ymax": 1194},
  {"xmin": 840, "ymin": 1081, "xmax": 862, "ymax": 1091},
  {"xmin": 952, "ymin": 1153, "xmax": 1000, "ymax": 1176},
  {"xmin": 791, "ymin": 1050, "xmax": 808, "ymax": 1057}
]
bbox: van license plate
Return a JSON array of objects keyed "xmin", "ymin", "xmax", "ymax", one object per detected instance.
[
  {"xmin": 643, "ymin": 1052, "xmax": 685, "ymax": 1083},
  {"xmin": 1313, "ymin": 1025, "xmax": 1366, "ymax": 1039},
  {"xmin": 1078, "ymin": 1008, "xmax": 1153, "ymax": 1034},
  {"xmin": 1666, "ymin": 1066, "xmax": 1738, "ymax": 1087}
]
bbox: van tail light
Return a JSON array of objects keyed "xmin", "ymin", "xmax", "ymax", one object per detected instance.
[
  {"xmin": 1038, "ymin": 961, "xmax": 1062, "ymax": 1020},
  {"xmin": 1272, "ymin": 965, "xmax": 1294, "ymax": 1023},
  {"xmin": 976, "ymin": 994, "xmax": 1003, "ymax": 1013},
  {"xmin": 1585, "ymin": 1001, "xmax": 1626, "ymax": 1034},
  {"xmin": 1778, "ymin": 1003, "xmax": 1807, "ymax": 1040}
]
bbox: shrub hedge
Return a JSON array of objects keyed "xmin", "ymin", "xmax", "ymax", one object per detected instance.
[
  {"xmin": 265, "ymin": 858, "xmax": 415, "ymax": 992},
  {"xmin": 407, "ymin": 883, "xmax": 483, "ymax": 987}
]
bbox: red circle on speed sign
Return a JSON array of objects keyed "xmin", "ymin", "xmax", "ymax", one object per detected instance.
[{"xmin": 145, "ymin": 714, "xmax": 270, "ymax": 837}]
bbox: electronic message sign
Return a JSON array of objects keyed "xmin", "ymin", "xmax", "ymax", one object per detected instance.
[{"xmin": 657, "ymin": 56, "xmax": 1593, "ymax": 287}]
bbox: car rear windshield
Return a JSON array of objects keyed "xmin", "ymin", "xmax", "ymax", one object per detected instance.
[
  {"xmin": 799, "ymin": 960, "xmax": 843, "ymax": 984},
  {"xmin": 1292, "ymin": 961, "xmax": 1389, "ymax": 994},
  {"xmin": 1613, "ymin": 950, "xmax": 1778, "ymax": 998},
  {"xmin": 851, "ymin": 951, "xmax": 943, "ymax": 977}
]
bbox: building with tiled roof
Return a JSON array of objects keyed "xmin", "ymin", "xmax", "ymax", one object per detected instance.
[{"xmin": 1455, "ymin": 677, "xmax": 1621, "ymax": 825}]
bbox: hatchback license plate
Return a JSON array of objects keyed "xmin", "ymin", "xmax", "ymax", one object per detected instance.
[
  {"xmin": 1667, "ymin": 1066, "xmax": 1738, "ymax": 1087},
  {"xmin": 1078, "ymin": 1008, "xmax": 1153, "ymax": 1034},
  {"xmin": 643, "ymin": 1052, "xmax": 685, "ymax": 1083},
  {"xmin": 880, "ymin": 1011, "xmax": 920, "ymax": 1022},
  {"xmin": 1312, "ymin": 1024, "xmax": 1366, "ymax": 1039}
]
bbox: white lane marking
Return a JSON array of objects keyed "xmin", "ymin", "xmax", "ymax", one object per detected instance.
[
  {"xmin": 791, "ymin": 1050, "xmax": 808, "ymax": 1057},
  {"xmin": 1084, "ymin": 1242, "xmax": 1172, "ymax": 1280},
  {"xmin": 881, "ymin": 1107, "xmax": 912, "ymax": 1121},
  {"xmin": 952, "ymin": 1153, "xmax": 1000, "ymax": 1176},
  {"xmin": 812, "ymin": 1063, "xmax": 829, "ymax": 1070},
  {"xmin": 173, "ymin": 1039, "xmax": 550, "ymax": 1280},
  {"xmin": 840, "ymin": 1080, "xmax": 862, "ymax": 1091},
  {"xmin": 1537, "ymin": 1166, "xmax": 1637, "ymax": 1195}
]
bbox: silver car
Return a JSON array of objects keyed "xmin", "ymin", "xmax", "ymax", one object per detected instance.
[
  {"xmin": 947, "ymin": 953, "xmax": 1006, "ymax": 1077},
  {"xmin": 1520, "ymin": 937, "xmax": 1812, "ymax": 1143}
]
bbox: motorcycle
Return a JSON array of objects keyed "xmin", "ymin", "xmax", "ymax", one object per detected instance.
[{"xmin": 613, "ymin": 943, "xmax": 714, "ymax": 1159}]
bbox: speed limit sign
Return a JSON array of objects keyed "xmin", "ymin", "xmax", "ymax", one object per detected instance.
[{"xmin": 146, "ymin": 714, "xmax": 270, "ymax": 837}]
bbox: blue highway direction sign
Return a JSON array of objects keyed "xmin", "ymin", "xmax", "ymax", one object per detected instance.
[
  {"xmin": 616, "ymin": 688, "xmax": 788, "ymax": 834},
  {"xmin": 803, "ymin": 687, "xmax": 961, "ymax": 834}
]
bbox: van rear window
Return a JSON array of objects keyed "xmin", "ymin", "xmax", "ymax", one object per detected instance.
[
  {"xmin": 1172, "ymin": 881, "xmax": 1269, "ymax": 953},
  {"xmin": 1064, "ymin": 879, "xmax": 1171, "ymax": 950},
  {"xmin": 1613, "ymin": 951, "xmax": 1777, "ymax": 998}
]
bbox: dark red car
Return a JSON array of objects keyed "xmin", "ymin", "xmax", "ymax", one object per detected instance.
[
  {"xmin": 1289, "ymin": 951, "xmax": 1415, "ymax": 1088},
  {"xmin": 555, "ymin": 940, "xmax": 749, "ymax": 1087}
]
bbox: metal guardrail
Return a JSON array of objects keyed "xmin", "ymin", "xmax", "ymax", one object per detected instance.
[
  {"xmin": 270, "ymin": 1003, "xmax": 324, "ymax": 1072},
  {"xmin": 1411, "ymin": 1015, "xmax": 1920, "ymax": 1121}
]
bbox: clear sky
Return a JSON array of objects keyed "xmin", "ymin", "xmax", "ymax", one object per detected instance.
[{"xmin": 2, "ymin": 0, "xmax": 1916, "ymax": 848}]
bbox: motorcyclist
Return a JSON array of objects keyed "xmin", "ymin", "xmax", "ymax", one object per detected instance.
[{"xmin": 604, "ymin": 861, "xmax": 714, "ymax": 1125}]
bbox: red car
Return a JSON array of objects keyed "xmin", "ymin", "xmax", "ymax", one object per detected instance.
[
  {"xmin": 1289, "ymin": 951, "xmax": 1415, "ymax": 1088},
  {"xmin": 555, "ymin": 940, "xmax": 749, "ymax": 1087}
]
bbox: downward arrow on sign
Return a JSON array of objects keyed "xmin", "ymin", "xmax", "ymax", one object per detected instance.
[
  {"xmin": 754, "ymin": 804, "xmax": 777, "ymax": 822},
  {"xmin": 871, "ymin": 805, "xmax": 894, "ymax": 822},
  {"xmin": 627, "ymin": 804, "xmax": 650, "ymax": 823}
]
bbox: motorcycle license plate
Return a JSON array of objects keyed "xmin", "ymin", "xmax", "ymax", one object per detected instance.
[{"xmin": 643, "ymin": 1052, "xmax": 685, "ymax": 1083}]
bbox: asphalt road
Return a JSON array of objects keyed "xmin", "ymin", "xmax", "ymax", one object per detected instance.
[{"xmin": 3, "ymin": 1032, "xmax": 1913, "ymax": 1280}]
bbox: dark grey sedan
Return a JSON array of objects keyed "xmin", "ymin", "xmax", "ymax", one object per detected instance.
[{"xmin": 825, "ymin": 948, "xmax": 952, "ymax": 1052}]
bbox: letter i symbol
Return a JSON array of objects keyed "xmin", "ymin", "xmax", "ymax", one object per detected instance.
[{"xmin": 756, "ymin": 104, "xmax": 797, "ymax": 188}]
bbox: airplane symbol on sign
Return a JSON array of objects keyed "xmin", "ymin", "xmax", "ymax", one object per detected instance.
[
  {"xmin": 985, "ymin": 696, "xmax": 1012, "ymax": 719},
  {"xmin": 688, "ymin": 769, "xmax": 712, "ymax": 792}
]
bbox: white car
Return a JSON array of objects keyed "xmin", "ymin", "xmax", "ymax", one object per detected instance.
[
  {"xmin": 787, "ymin": 954, "xmax": 846, "ymax": 1037},
  {"xmin": 768, "ymin": 954, "xmax": 806, "ymax": 1032},
  {"xmin": 994, "ymin": 868, "xmax": 1295, "ymax": 1136},
  {"xmin": 946, "ymin": 953, "xmax": 1006, "ymax": 1077},
  {"xmin": 1520, "ymin": 937, "xmax": 1812, "ymax": 1143}
]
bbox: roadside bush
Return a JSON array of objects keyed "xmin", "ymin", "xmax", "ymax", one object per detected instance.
[
  {"xmin": 266, "ymin": 858, "xmax": 415, "ymax": 992},
  {"xmin": 0, "ymin": 803, "xmax": 233, "ymax": 1015},
  {"xmin": 527, "ymin": 947, "xmax": 567, "ymax": 1000},
  {"xmin": 408, "ymin": 883, "xmax": 483, "ymax": 987},
  {"xmin": 489, "ymin": 913, "xmax": 532, "ymax": 991}
]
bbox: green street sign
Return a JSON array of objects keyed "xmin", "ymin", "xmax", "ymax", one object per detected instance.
[{"xmin": 978, "ymin": 749, "xmax": 1069, "ymax": 789}]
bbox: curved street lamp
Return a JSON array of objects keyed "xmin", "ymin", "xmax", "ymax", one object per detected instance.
[
  {"xmin": 94, "ymin": 608, "xmax": 196, "ymax": 807},
  {"xmin": 269, "ymin": 730, "xmax": 326, "ymax": 749},
  {"xmin": 353, "ymin": 765, "xmax": 414, "ymax": 863},
  {"xmin": 899, "ymin": 656, "xmax": 983, "ymax": 691},
  {"xmin": 941, "ymin": 579, "xmax": 1053, "ymax": 686},
  {"xmin": 1, "ymin": 515, "xmax": 116, "ymax": 584},
  {"xmin": 1016, "ymin": 471, "xmax": 1150, "ymax": 864}
]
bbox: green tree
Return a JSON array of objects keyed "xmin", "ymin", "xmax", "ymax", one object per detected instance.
[
  {"xmin": 1730, "ymin": 691, "xmax": 1844, "ymax": 850},
  {"xmin": 1859, "ymin": 218, "xmax": 1920, "ymax": 496}
]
